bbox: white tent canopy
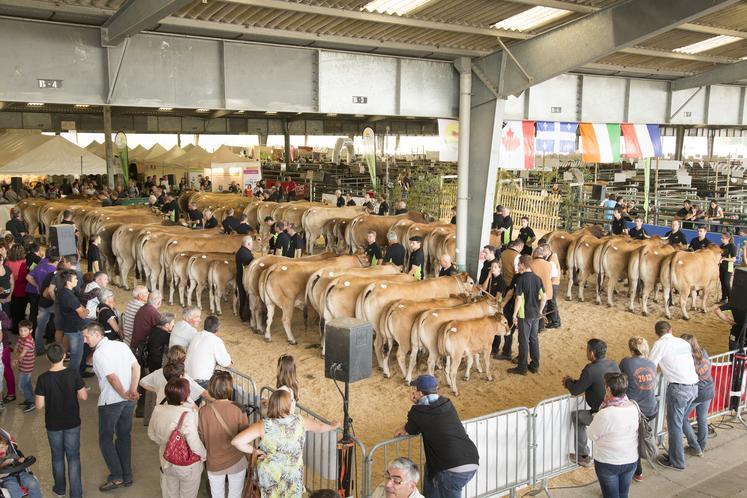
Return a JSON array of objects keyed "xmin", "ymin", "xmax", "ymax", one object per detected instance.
[
  {"xmin": 150, "ymin": 145, "xmax": 186, "ymax": 165},
  {"xmin": 0, "ymin": 133, "xmax": 106, "ymax": 175},
  {"xmin": 172, "ymin": 145, "xmax": 213, "ymax": 169},
  {"xmin": 210, "ymin": 145, "xmax": 253, "ymax": 168}
]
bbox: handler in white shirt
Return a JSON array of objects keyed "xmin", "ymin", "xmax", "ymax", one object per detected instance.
[
  {"xmin": 185, "ymin": 315, "xmax": 231, "ymax": 388},
  {"xmin": 169, "ymin": 306, "xmax": 202, "ymax": 349},
  {"xmin": 83, "ymin": 322, "xmax": 140, "ymax": 491},
  {"xmin": 649, "ymin": 321, "xmax": 698, "ymax": 471}
]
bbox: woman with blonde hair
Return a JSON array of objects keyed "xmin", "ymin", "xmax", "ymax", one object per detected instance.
[
  {"xmin": 618, "ymin": 336, "xmax": 657, "ymax": 481},
  {"xmin": 231, "ymin": 390, "xmax": 340, "ymax": 498},
  {"xmin": 680, "ymin": 333, "xmax": 715, "ymax": 457},
  {"xmin": 199, "ymin": 370, "xmax": 249, "ymax": 498}
]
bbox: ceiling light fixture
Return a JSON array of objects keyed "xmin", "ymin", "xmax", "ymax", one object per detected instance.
[
  {"xmin": 327, "ymin": 113, "xmax": 338, "ymax": 117},
  {"xmin": 363, "ymin": 0, "xmax": 434, "ymax": 16},
  {"xmin": 673, "ymin": 35, "xmax": 741, "ymax": 54},
  {"xmin": 27, "ymin": 102, "xmax": 44, "ymax": 106},
  {"xmin": 159, "ymin": 107, "xmax": 173, "ymax": 111},
  {"xmin": 74, "ymin": 104, "xmax": 90, "ymax": 108},
  {"xmin": 196, "ymin": 108, "xmax": 210, "ymax": 112},
  {"xmin": 492, "ymin": 6, "xmax": 570, "ymax": 32},
  {"xmin": 236, "ymin": 110, "xmax": 245, "ymax": 114},
  {"xmin": 265, "ymin": 111, "xmax": 278, "ymax": 115}
]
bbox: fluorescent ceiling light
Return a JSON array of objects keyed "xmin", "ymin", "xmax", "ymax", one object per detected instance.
[
  {"xmin": 355, "ymin": 114, "xmax": 365, "ymax": 118},
  {"xmin": 159, "ymin": 107, "xmax": 173, "ymax": 111},
  {"xmin": 363, "ymin": 0, "xmax": 434, "ymax": 16},
  {"xmin": 236, "ymin": 110, "xmax": 245, "ymax": 114},
  {"xmin": 74, "ymin": 104, "xmax": 89, "ymax": 108},
  {"xmin": 196, "ymin": 108, "xmax": 209, "ymax": 112},
  {"xmin": 265, "ymin": 111, "xmax": 277, "ymax": 115},
  {"xmin": 327, "ymin": 113, "xmax": 338, "ymax": 117},
  {"xmin": 493, "ymin": 6, "xmax": 570, "ymax": 32},
  {"xmin": 674, "ymin": 35, "xmax": 740, "ymax": 54},
  {"xmin": 27, "ymin": 102, "xmax": 44, "ymax": 106}
]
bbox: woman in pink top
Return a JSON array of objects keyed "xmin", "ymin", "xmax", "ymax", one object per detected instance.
[{"xmin": 6, "ymin": 245, "xmax": 28, "ymax": 334}]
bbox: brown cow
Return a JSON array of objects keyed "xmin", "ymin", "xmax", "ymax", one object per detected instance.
[
  {"xmin": 566, "ymin": 234, "xmax": 611, "ymax": 301},
  {"xmin": 346, "ymin": 213, "xmax": 428, "ymax": 253},
  {"xmin": 662, "ymin": 245, "xmax": 721, "ymax": 320},
  {"xmin": 629, "ymin": 243, "xmax": 677, "ymax": 315},
  {"xmin": 596, "ymin": 237, "xmax": 662, "ymax": 307},
  {"xmin": 544, "ymin": 225, "xmax": 605, "ymax": 274},
  {"xmin": 301, "ymin": 205, "xmax": 366, "ymax": 253},
  {"xmin": 439, "ymin": 314, "xmax": 510, "ymax": 395},
  {"xmin": 209, "ymin": 258, "xmax": 238, "ymax": 316}
]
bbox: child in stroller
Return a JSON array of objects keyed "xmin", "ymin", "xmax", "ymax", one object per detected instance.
[{"xmin": 0, "ymin": 428, "xmax": 41, "ymax": 498}]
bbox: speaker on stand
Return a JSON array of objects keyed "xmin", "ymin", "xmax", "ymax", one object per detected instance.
[
  {"xmin": 728, "ymin": 268, "xmax": 747, "ymax": 420},
  {"xmin": 48, "ymin": 224, "xmax": 78, "ymax": 257},
  {"xmin": 324, "ymin": 318, "xmax": 372, "ymax": 497}
]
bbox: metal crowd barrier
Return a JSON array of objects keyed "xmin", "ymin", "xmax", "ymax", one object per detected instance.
[{"xmin": 217, "ymin": 365, "xmax": 261, "ymax": 424}]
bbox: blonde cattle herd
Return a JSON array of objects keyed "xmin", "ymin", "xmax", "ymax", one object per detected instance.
[{"xmin": 16, "ymin": 195, "xmax": 719, "ymax": 396}]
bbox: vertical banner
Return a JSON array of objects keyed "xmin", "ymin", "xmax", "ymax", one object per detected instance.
[
  {"xmin": 438, "ymin": 119, "xmax": 459, "ymax": 162},
  {"xmin": 114, "ymin": 132, "xmax": 129, "ymax": 187},
  {"xmin": 643, "ymin": 158, "xmax": 650, "ymax": 223},
  {"xmin": 362, "ymin": 127, "xmax": 377, "ymax": 190}
]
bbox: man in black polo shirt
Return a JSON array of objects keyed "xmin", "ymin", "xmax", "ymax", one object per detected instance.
[
  {"xmin": 491, "ymin": 205, "xmax": 504, "ymax": 230},
  {"xmin": 287, "ymin": 223, "xmax": 303, "ymax": 258},
  {"xmin": 628, "ymin": 216, "xmax": 649, "ymax": 240},
  {"xmin": 274, "ymin": 222, "xmax": 291, "ymax": 257},
  {"xmin": 497, "ymin": 207, "xmax": 513, "ymax": 248},
  {"xmin": 377, "ymin": 194, "xmax": 390, "ymax": 216},
  {"xmin": 335, "ymin": 190, "xmax": 345, "ymax": 207},
  {"xmin": 675, "ymin": 200, "xmax": 691, "ymax": 220},
  {"xmin": 507, "ymin": 255, "xmax": 545, "ymax": 376},
  {"xmin": 665, "ymin": 220, "xmax": 687, "ymax": 246},
  {"xmin": 395, "ymin": 375, "xmax": 479, "ymax": 497},
  {"xmin": 563, "ymin": 338, "xmax": 620, "ymax": 467},
  {"xmin": 236, "ymin": 215, "xmax": 253, "ymax": 235},
  {"xmin": 364, "ymin": 230, "xmax": 382, "ymax": 265},
  {"xmin": 478, "ymin": 246, "xmax": 497, "ymax": 286},
  {"xmin": 235, "ymin": 236, "xmax": 254, "ymax": 322},
  {"xmin": 187, "ymin": 202, "xmax": 203, "ymax": 229},
  {"xmin": 203, "ymin": 209, "xmax": 218, "ymax": 229},
  {"xmin": 5, "ymin": 209, "xmax": 27, "ymax": 244},
  {"xmin": 383, "ymin": 233, "xmax": 406, "ymax": 269},
  {"xmin": 222, "ymin": 208, "xmax": 240, "ymax": 234},
  {"xmin": 345, "ymin": 193, "xmax": 356, "ymax": 207},
  {"xmin": 160, "ymin": 193, "xmax": 179, "ymax": 222},
  {"xmin": 407, "ymin": 236, "xmax": 425, "ymax": 280},
  {"xmin": 610, "ymin": 209, "xmax": 627, "ymax": 236},
  {"xmin": 438, "ymin": 254, "xmax": 457, "ymax": 277},
  {"xmin": 264, "ymin": 216, "xmax": 277, "ymax": 253},
  {"xmin": 689, "ymin": 225, "xmax": 711, "ymax": 251},
  {"xmin": 57, "ymin": 270, "xmax": 88, "ymax": 376},
  {"xmin": 449, "ymin": 207, "xmax": 456, "ymax": 225}
]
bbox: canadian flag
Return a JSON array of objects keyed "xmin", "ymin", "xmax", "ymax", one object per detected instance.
[{"xmin": 499, "ymin": 120, "xmax": 535, "ymax": 170}]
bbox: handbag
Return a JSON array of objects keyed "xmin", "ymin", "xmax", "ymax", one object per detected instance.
[
  {"xmin": 209, "ymin": 404, "xmax": 260, "ymax": 498},
  {"xmin": 162, "ymin": 411, "xmax": 201, "ymax": 466},
  {"xmin": 632, "ymin": 401, "xmax": 658, "ymax": 463}
]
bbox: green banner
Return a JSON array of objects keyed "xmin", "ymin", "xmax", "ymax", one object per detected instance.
[
  {"xmin": 362, "ymin": 127, "xmax": 377, "ymax": 190},
  {"xmin": 643, "ymin": 158, "xmax": 650, "ymax": 223},
  {"xmin": 115, "ymin": 132, "xmax": 129, "ymax": 187}
]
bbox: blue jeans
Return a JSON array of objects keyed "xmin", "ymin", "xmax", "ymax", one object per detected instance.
[
  {"xmin": 683, "ymin": 396, "xmax": 713, "ymax": 453},
  {"xmin": 47, "ymin": 426, "xmax": 82, "ymax": 498},
  {"xmin": 665, "ymin": 383, "xmax": 698, "ymax": 469},
  {"xmin": 1, "ymin": 471, "xmax": 42, "ymax": 498},
  {"xmin": 65, "ymin": 331, "xmax": 83, "ymax": 374},
  {"xmin": 98, "ymin": 401, "xmax": 136, "ymax": 483},
  {"xmin": 424, "ymin": 467, "xmax": 477, "ymax": 498},
  {"xmin": 18, "ymin": 372, "xmax": 33, "ymax": 405},
  {"xmin": 35, "ymin": 306, "xmax": 52, "ymax": 354},
  {"xmin": 594, "ymin": 460, "xmax": 636, "ymax": 498}
]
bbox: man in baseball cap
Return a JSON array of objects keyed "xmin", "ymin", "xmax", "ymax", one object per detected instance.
[
  {"xmin": 395, "ymin": 374, "xmax": 479, "ymax": 497},
  {"xmin": 407, "ymin": 236, "xmax": 425, "ymax": 280}
]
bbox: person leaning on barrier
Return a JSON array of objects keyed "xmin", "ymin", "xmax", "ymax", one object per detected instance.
[
  {"xmin": 372, "ymin": 457, "xmax": 425, "ymax": 498},
  {"xmin": 394, "ymin": 374, "xmax": 478, "ymax": 498},
  {"xmin": 564, "ymin": 338, "xmax": 620, "ymax": 468},
  {"xmin": 679, "ymin": 334, "xmax": 714, "ymax": 458}
]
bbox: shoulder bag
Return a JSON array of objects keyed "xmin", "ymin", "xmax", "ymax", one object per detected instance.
[
  {"xmin": 209, "ymin": 404, "xmax": 260, "ymax": 498},
  {"xmin": 163, "ymin": 411, "xmax": 201, "ymax": 466},
  {"xmin": 632, "ymin": 400, "xmax": 658, "ymax": 463}
]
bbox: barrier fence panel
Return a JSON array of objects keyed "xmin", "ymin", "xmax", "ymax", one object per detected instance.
[
  {"xmin": 532, "ymin": 394, "xmax": 585, "ymax": 486},
  {"xmin": 496, "ymin": 188, "xmax": 562, "ymax": 234},
  {"xmin": 462, "ymin": 407, "xmax": 532, "ymax": 498},
  {"xmin": 218, "ymin": 366, "xmax": 260, "ymax": 424},
  {"xmin": 364, "ymin": 435, "xmax": 425, "ymax": 497}
]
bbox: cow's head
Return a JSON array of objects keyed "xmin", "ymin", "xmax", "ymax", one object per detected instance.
[{"xmin": 455, "ymin": 272, "xmax": 479, "ymax": 297}]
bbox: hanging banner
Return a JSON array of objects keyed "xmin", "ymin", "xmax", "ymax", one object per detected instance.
[
  {"xmin": 362, "ymin": 127, "xmax": 377, "ymax": 190},
  {"xmin": 114, "ymin": 132, "xmax": 129, "ymax": 186},
  {"xmin": 437, "ymin": 119, "xmax": 459, "ymax": 162},
  {"xmin": 498, "ymin": 120, "xmax": 535, "ymax": 170}
]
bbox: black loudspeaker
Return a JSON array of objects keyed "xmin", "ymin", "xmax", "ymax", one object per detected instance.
[
  {"xmin": 324, "ymin": 318, "xmax": 373, "ymax": 384},
  {"xmin": 591, "ymin": 184, "xmax": 606, "ymax": 202},
  {"xmin": 10, "ymin": 177, "xmax": 21, "ymax": 193},
  {"xmin": 49, "ymin": 224, "xmax": 77, "ymax": 257},
  {"xmin": 729, "ymin": 268, "xmax": 747, "ymax": 311},
  {"xmin": 167, "ymin": 174, "xmax": 176, "ymax": 187}
]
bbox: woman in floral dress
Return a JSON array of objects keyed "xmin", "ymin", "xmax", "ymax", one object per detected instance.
[{"xmin": 231, "ymin": 390, "xmax": 340, "ymax": 498}]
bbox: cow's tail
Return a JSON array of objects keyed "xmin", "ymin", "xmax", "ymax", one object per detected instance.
[
  {"xmin": 567, "ymin": 239, "xmax": 578, "ymax": 285},
  {"xmin": 668, "ymin": 251, "xmax": 679, "ymax": 292},
  {"xmin": 412, "ymin": 312, "xmax": 428, "ymax": 352},
  {"xmin": 260, "ymin": 265, "xmax": 278, "ymax": 307},
  {"xmin": 382, "ymin": 303, "xmax": 399, "ymax": 348},
  {"xmin": 438, "ymin": 321, "xmax": 454, "ymax": 357},
  {"xmin": 355, "ymin": 282, "xmax": 377, "ymax": 321},
  {"xmin": 304, "ymin": 269, "xmax": 323, "ymax": 315},
  {"xmin": 595, "ymin": 242, "xmax": 607, "ymax": 289}
]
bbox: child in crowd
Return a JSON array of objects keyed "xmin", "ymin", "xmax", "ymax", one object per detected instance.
[{"xmin": 13, "ymin": 320, "xmax": 35, "ymax": 413}]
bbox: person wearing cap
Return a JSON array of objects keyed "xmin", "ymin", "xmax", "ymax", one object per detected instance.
[
  {"xmin": 395, "ymin": 375, "xmax": 479, "ymax": 498},
  {"xmin": 407, "ymin": 236, "xmax": 425, "ymax": 280}
]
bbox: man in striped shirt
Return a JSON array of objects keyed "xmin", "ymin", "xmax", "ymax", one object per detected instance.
[{"xmin": 121, "ymin": 285, "xmax": 148, "ymax": 346}]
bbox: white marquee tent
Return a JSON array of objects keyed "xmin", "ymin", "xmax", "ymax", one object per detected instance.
[{"xmin": 0, "ymin": 133, "xmax": 106, "ymax": 175}]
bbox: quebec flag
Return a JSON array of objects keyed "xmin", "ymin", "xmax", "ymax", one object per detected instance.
[{"xmin": 536, "ymin": 121, "xmax": 579, "ymax": 154}]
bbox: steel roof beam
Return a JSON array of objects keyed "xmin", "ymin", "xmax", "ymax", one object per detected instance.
[
  {"xmin": 671, "ymin": 59, "xmax": 747, "ymax": 90},
  {"xmin": 476, "ymin": 0, "xmax": 740, "ymax": 98},
  {"xmin": 101, "ymin": 0, "xmax": 194, "ymax": 46}
]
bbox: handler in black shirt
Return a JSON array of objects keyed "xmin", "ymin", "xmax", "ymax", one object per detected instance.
[
  {"xmin": 383, "ymin": 233, "xmax": 406, "ymax": 269},
  {"xmin": 287, "ymin": 224, "xmax": 303, "ymax": 258},
  {"xmin": 335, "ymin": 190, "xmax": 345, "ymax": 208},
  {"xmin": 378, "ymin": 194, "xmax": 390, "ymax": 216},
  {"xmin": 222, "ymin": 208, "xmax": 240, "ymax": 234},
  {"xmin": 235, "ymin": 236, "xmax": 254, "ymax": 321},
  {"xmin": 719, "ymin": 231, "xmax": 737, "ymax": 302},
  {"xmin": 628, "ymin": 216, "xmax": 649, "ymax": 240},
  {"xmin": 161, "ymin": 194, "xmax": 179, "ymax": 222},
  {"xmin": 478, "ymin": 246, "xmax": 498, "ymax": 286},
  {"xmin": 236, "ymin": 215, "xmax": 252, "ymax": 235},
  {"xmin": 610, "ymin": 209, "xmax": 627, "ymax": 235},
  {"xmin": 689, "ymin": 225, "xmax": 711, "ymax": 251},
  {"xmin": 507, "ymin": 256, "xmax": 545, "ymax": 376},
  {"xmin": 364, "ymin": 231, "xmax": 382, "ymax": 265},
  {"xmin": 491, "ymin": 205, "xmax": 504, "ymax": 230},
  {"xmin": 437, "ymin": 254, "xmax": 457, "ymax": 277},
  {"xmin": 187, "ymin": 203, "xmax": 203, "ymax": 228},
  {"xmin": 203, "ymin": 209, "xmax": 218, "ymax": 229},
  {"xmin": 5, "ymin": 209, "xmax": 27, "ymax": 244},
  {"xmin": 273, "ymin": 222, "xmax": 291, "ymax": 256},
  {"xmin": 517, "ymin": 217, "xmax": 536, "ymax": 255},
  {"xmin": 407, "ymin": 236, "xmax": 425, "ymax": 280},
  {"xmin": 497, "ymin": 207, "xmax": 513, "ymax": 248},
  {"xmin": 345, "ymin": 193, "xmax": 356, "ymax": 206},
  {"xmin": 665, "ymin": 220, "xmax": 687, "ymax": 246},
  {"xmin": 449, "ymin": 207, "xmax": 457, "ymax": 225},
  {"xmin": 263, "ymin": 216, "xmax": 277, "ymax": 252}
]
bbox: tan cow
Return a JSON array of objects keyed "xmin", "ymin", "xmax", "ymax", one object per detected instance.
[
  {"xmin": 409, "ymin": 296, "xmax": 501, "ymax": 383},
  {"xmin": 628, "ymin": 243, "xmax": 677, "ymax": 315},
  {"xmin": 187, "ymin": 253, "xmax": 231, "ymax": 308},
  {"xmin": 170, "ymin": 251, "xmax": 200, "ymax": 306},
  {"xmin": 345, "ymin": 213, "xmax": 428, "ymax": 253},
  {"xmin": 209, "ymin": 258, "xmax": 238, "ymax": 315},
  {"xmin": 543, "ymin": 225, "xmax": 605, "ymax": 274},
  {"xmin": 260, "ymin": 255, "xmax": 364, "ymax": 344},
  {"xmin": 595, "ymin": 237, "xmax": 662, "ymax": 307},
  {"xmin": 355, "ymin": 273, "xmax": 477, "ymax": 371},
  {"xmin": 439, "ymin": 314, "xmax": 510, "ymax": 395},
  {"xmin": 380, "ymin": 295, "xmax": 469, "ymax": 380},
  {"xmin": 566, "ymin": 234, "xmax": 611, "ymax": 301},
  {"xmin": 301, "ymin": 205, "xmax": 366, "ymax": 254},
  {"xmin": 662, "ymin": 245, "xmax": 721, "ymax": 320},
  {"xmin": 111, "ymin": 223, "xmax": 160, "ymax": 288},
  {"xmin": 424, "ymin": 226, "xmax": 456, "ymax": 277}
]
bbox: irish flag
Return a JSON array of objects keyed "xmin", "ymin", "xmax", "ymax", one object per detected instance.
[
  {"xmin": 580, "ymin": 123, "xmax": 621, "ymax": 163},
  {"xmin": 499, "ymin": 120, "xmax": 535, "ymax": 170},
  {"xmin": 621, "ymin": 123, "xmax": 663, "ymax": 158}
]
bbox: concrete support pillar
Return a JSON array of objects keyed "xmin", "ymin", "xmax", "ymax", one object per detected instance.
[
  {"xmin": 283, "ymin": 120, "xmax": 291, "ymax": 172},
  {"xmin": 454, "ymin": 57, "xmax": 471, "ymax": 272},
  {"xmin": 103, "ymin": 105, "xmax": 115, "ymax": 188},
  {"xmin": 674, "ymin": 126, "xmax": 685, "ymax": 161},
  {"xmin": 258, "ymin": 133, "xmax": 268, "ymax": 146}
]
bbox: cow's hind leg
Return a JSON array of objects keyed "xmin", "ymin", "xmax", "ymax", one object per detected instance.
[
  {"xmin": 281, "ymin": 305, "xmax": 297, "ymax": 345},
  {"xmin": 484, "ymin": 350, "xmax": 493, "ymax": 381},
  {"xmin": 264, "ymin": 303, "xmax": 276, "ymax": 342},
  {"xmin": 463, "ymin": 354, "xmax": 474, "ymax": 382},
  {"xmin": 382, "ymin": 336, "xmax": 395, "ymax": 379},
  {"xmin": 448, "ymin": 354, "xmax": 461, "ymax": 396},
  {"xmin": 681, "ymin": 285, "xmax": 691, "ymax": 320}
]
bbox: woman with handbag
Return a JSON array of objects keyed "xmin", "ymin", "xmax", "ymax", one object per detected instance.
[
  {"xmin": 231, "ymin": 390, "xmax": 340, "ymax": 498},
  {"xmin": 198, "ymin": 371, "xmax": 249, "ymax": 498},
  {"xmin": 147, "ymin": 378, "xmax": 206, "ymax": 498},
  {"xmin": 587, "ymin": 372, "xmax": 639, "ymax": 498}
]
